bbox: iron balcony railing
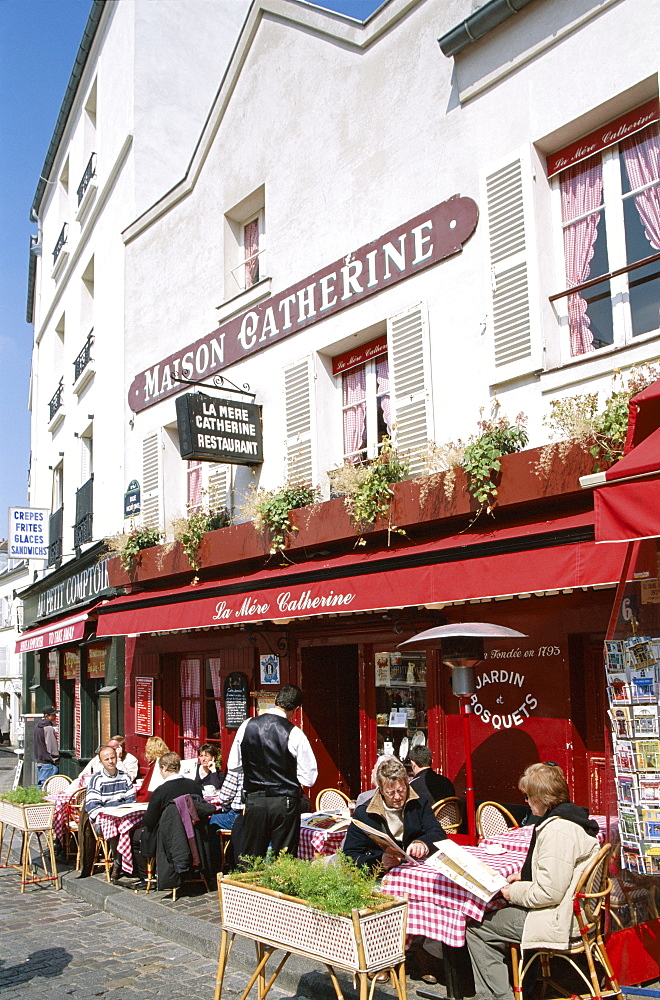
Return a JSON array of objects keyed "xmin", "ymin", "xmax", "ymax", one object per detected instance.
[
  {"xmin": 49, "ymin": 379, "xmax": 64, "ymax": 421},
  {"xmin": 74, "ymin": 330, "xmax": 94, "ymax": 382},
  {"xmin": 77, "ymin": 152, "xmax": 97, "ymax": 206},
  {"xmin": 48, "ymin": 507, "xmax": 63, "ymax": 567},
  {"xmin": 74, "ymin": 476, "xmax": 94, "ymax": 547},
  {"xmin": 52, "ymin": 223, "xmax": 68, "ymax": 265}
]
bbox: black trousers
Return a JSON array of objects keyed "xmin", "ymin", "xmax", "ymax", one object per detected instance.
[{"xmin": 240, "ymin": 793, "xmax": 301, "ymax": 860}]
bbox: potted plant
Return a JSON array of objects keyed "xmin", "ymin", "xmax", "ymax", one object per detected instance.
[
  {"xmin": 0, "ymin": 786, "xmax": 54, "ymax": 832},
  {"xmin": 216, "ymin": 853, "xmax": 407, "ymax": 998}
]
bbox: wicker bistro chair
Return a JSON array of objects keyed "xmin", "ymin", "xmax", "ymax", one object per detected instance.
[
  {"xmin": 90, "ymin": 823, "xmax": 114, "ymax": 882},
  {"xmin": 510, "ymin": 844, "xmax": 622, "ymax": 1000},
  {"xmin": 432, "ymin": 796, "xmax": 463, "ymax": 835},
  {"xmin": 43, "ymin": 773, "xmax": 72, "ymax": 795},
  {"xmin": 315, "ymin": 788, "xmax": 350, "ymax": 812},
  {"xmin": 65, "ymin": 787, "xmax": 87, "ymax": 865},
  {"xmin": 476, "ymin": 801, "xmax": 519, "ymax": 841}
]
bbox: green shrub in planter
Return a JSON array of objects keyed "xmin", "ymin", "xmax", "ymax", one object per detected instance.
[{"xmin": 1, "ymin": 786, "xmax": 46, "ymax": 804}]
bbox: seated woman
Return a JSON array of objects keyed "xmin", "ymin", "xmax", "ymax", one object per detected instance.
[
  {"xmin": 343, "ymin": 758, "xmax": 445, "ymax": 872},
  {"xmin": 466, "ymin": 762, "xmax": 600, "ymax": 1000},
  {"xmin": 179, "ymin": 743, "xmax": 225, "ymax": 791},
  {"xmin": 135, "ymin": 736, "xmax": 170, "ymax": 802}
]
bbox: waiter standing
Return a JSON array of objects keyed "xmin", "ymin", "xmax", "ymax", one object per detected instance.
[{"xmin": 228, "ymin": 684, "xmax": 317, "ymax": 859}]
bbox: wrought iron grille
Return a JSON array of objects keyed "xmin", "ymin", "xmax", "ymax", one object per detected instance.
[
  {"xmin": 49, "ymin": 379, "xmax": 64, "ymax": 421},
  {"xmin": 74, "ymin": 331, "xmax": 94, "ymax": 382},
  {"xmin": 48, "ymin": 507, "xmax": 63, "ymax": 567},
  {"xmin": 52, "ymin": 224, "xmax": 68, "ymax": 264},
  {"xmin": 74, "ymin": 476, "xmax": 94, "ymax": 547},
  {"xmin": 77, "ymin": 152, "xmax": 97, "ymax": 205}
]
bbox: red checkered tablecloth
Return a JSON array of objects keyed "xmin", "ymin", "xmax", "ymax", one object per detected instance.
[
  {"xmin": 96, "ymin": 805, "xmax": 148, "ymax": 874},
  {"xmin": 297, "ymin": 824, "xmax": 347, "ymax": 860},
  {"xmin": 381, "ymin": 842, "xmax": 524, "ymax": 948},
  {"xmin": 49, "ymin": 791, "xmax": 75, "ymax": 843}
]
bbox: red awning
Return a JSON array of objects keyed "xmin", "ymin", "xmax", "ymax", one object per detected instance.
[
  {"xmin": 16, "ymin": 607, "xmax": 95, "ymax": 654},
  {"xmin": 96, "ymin": 512, "xmax": 651, "ymax": 636},
  {"xmin": 594, "ymin": 378, "xmax": 660, "ymax": 541}
]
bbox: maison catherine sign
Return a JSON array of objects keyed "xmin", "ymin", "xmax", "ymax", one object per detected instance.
[
  {"xmin": 176, "ymin": 393, "xmax": 263, "ymax": 465},
  {"xmin": 129, "ymin": 195, "xmax": 479, "ymax": 413}
]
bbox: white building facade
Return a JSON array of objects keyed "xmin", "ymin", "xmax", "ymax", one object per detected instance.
[{"xmin": 121, "ymin": 0, "xmax": 660, "ymax": 520}]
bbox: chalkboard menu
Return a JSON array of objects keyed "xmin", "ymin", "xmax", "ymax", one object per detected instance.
[{"xmin": 224, "ymin": 672, "xmax": 249, "ymax": 729}]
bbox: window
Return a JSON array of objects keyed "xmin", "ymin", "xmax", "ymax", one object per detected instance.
[
  {"xmin": 187, "ymin": 460, "xmax": 203, "ymax": 512},
  {"xmin": 552, "ymin": 108, "xmax": 660, "ymax": 359},
  {"xmin": 243, "ymin": 217, "xmax": 260, "ymax": 288},
  {"xmin": 336, "ymin": 337, "xmax": 391, "ymax": 465}
]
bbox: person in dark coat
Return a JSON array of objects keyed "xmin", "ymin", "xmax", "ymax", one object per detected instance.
[
  {"xmin": 408, "ymin": 745, "xmax": 455, "ymax": 804},
  {"xmin": 343, "ymin": 758, "xmax": 446, "ymax": 872},
  {"xmin": 132, "ymin": 752, "xmax": 215, "ymax": 890}
]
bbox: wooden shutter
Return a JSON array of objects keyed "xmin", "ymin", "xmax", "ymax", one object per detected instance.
[
  {"xmin": 484, "ymin": 148, "xmax": 541, "ymax": 383},
  {"xmin": 388, "ymin": 303, "xmax": 432, "ymax": 475},
  {"xmin": 284, "ymin": 357, "xmax": 314, "ymax": 484},
  {"xmin": 207, "ymin": 463, "xmax": 229, "ymax": 511},
  {"xmin": 141, "ymin": 431, "xmax": 162, "ymax": 529}
]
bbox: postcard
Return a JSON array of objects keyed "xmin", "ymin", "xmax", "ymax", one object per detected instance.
[{"xmin": 633, "ymin": 705, "xmax": 659, "ymax": 738}]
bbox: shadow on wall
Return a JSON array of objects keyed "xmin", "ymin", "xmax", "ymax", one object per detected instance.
[{"xmin": 452, "ymin": 727, "xmax": 541, "ymax": 806}]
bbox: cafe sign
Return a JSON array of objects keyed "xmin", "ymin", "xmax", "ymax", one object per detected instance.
[
  {"xmin": 176, "ymin": 393, "xmax": 263, "ymax": 465},
  {"xmin": 129, "ymin": 195, "xmax": 479, "ymax": 412}
]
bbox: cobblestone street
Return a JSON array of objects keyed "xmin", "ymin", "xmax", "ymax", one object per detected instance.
[{"xmin": 0, "ymin": 753, "xmax": 305, "ymax": 1000}]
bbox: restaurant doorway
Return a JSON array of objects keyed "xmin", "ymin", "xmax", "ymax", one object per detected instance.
[{"xmin": 301, "ymin": 644, "xmax": 361, "ymax": 799}]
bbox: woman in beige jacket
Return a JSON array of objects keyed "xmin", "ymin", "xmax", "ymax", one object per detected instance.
[{"xmin": 466, "ymin": 763, "xmax": 600, "ymax": 1000}]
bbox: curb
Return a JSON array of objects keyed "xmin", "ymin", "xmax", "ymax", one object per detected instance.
[{"xmin": 61, "ymin": 871, "xmax": 373, "ymax": 999}]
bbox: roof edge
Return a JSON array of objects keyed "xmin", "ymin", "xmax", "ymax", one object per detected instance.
[
  {"xmin": 30, "ymin": 0, "xmax": 106, "ymax": 220},
  {"xmin": 438, "ymin": 0, "xmax": 538, "ymax": 58}
]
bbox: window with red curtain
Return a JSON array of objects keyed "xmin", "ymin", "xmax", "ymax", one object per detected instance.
[
  {"xmin": 244, "ymin": 218, "xmax": 260, "ymax": 288},
  {"xmin": 553, "ymin": 111, "xmax": 660, "ymax": 359},
  {"xmin": 187, "ymin": 460, "xmax": 202, "ymax": 512},
  {"xmin": 341, "ymin": 351, "xmax": 391, "ymax": 464}
]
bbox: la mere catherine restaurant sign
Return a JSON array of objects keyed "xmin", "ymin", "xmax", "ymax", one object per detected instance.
[
  {"xmin": 129, "ymin": 195, "xmax": 479, "ymax": 413},
  {"xmin": 176, "ymin": 393, "xmax": 263, "ymax": 465}
]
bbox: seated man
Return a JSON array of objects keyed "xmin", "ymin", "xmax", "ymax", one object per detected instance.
[
  {"xmin": 179, "ymin": 743, "xmax": 225, "ymax": 791},
  {"xmin": 343, "ymin": 757, "xmax": 446, "ymax": 872},
  {"xmin": 408, "ymin": 745, "xmax": 455, "ymax": 804},
  {"xmin": 85, "ymin": 745, "xmax": 137, "ymax": 881},
  {"xmin": 78, "ymin": 736, "xmax": 138, "ymax": 783},
  {"xmin": 132, "ymin": 751, "xmax": 215, "ymax": 890}
]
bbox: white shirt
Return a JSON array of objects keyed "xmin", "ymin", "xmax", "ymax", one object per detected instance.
[
  {"xmin": 227, "ymin": 707, "xmax": 318, "ymax": 788},
  {"xmin": 79, "ymin": 751, "xmax": 139, "ymax": 782}
]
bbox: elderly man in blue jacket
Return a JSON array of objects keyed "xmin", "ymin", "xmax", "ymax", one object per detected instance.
[{"xmin": 343, "ymin": 757, "xmax": 446, "ymax": 872}]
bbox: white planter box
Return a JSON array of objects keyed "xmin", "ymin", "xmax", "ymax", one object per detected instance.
[
  {"xmin": 0, "ymin": 800, "xmax": 54, "ymax": 832},
  {"xmin": 218, "ymin": 875, "xmax": 407, "ymax": 973}
]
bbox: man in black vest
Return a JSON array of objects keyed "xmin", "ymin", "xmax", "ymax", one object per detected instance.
[
  {"xmin": 408, "ymin": 745, "xmax": 455, "ymax": 804},
  {"xmin": 227, "ymin": 685, "xmax": 317, "ymax": 860}
]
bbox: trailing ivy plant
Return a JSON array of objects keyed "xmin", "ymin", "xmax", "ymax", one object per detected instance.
[
  {"xmin": 105, "ymin": 524, "xmax": 163, "ymax": 573},
  {"xmin": 172, "ymin": 506, "xmax": 231, "ymax": 571},
  {"xmin": 233, "ymin": 851, "xmax": 395, "ymax": 916},
  {"xmin": 242, "ymin": 482, "xmax": 320, "ymax": 555},
  {"xmin": 461, "ymin": 411, "xmax": 528, "ymax": 515},
  {"xmin": 328, "ymin": 437, "xmax": 409, "ymax": 540},
  {"xmin": 539, "ymin": 365, "xmax": 660, "ymax": 475}
]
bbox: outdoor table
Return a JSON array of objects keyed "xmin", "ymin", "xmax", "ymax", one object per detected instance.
[
  {"xmin": 49, "ymin": 790, "xmax": 76, "ymax": 844},
  {"xmin": 95, "ymin": 803, "xmax": 148, "ymax": 874},
  {"xmin": 298, "ymin": 822, "xmax": 348, "ymax": 860}
]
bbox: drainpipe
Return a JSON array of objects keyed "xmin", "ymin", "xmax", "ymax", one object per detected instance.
[{"xmin": 438, "ymin": 0, "xmax": 538, "ymax": 58}]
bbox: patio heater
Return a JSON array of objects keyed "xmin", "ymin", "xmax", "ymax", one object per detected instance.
[{"xmin": 398, "ymin": 622, "xmax": 527, "ymax": 844}]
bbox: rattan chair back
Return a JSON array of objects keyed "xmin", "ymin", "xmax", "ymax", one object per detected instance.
[
  {"xmin": 476, "ymin": 801, "xmax": 519, "ymax": 840},
  {"xmin": 315, "ymin": 788, "xmax": 350, "ymax": 811},
  {"xmin": 431, "ymin": 796, "xmax": 462, "ymax": 834},
  {"xmin": 43, "ymin": 773, "xmax": 72, "ymax": 794}
]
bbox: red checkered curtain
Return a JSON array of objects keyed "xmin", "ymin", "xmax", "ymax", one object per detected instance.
[
  {"xmin": 376, "ymin": 356, "xmax": 391, "ymax": 435},
  {"xmin": 187, "ymin": 461, "xmax": 202, "ymax": 512},
  {"xmin": 180, "ymin": 659, "xmax": 201, "ymax": 759},
  {"xmin": 622, "ymin": 122, "xmax": 660, "ymax": 251},
  {"xmin": 208, "ymin": 657, "xmax": 222, "ymax": 714},
  {"xmin": 560, "ymin": 154, "xmax": 604, "ymax": 356},
  {"xmin": 342, "ymin": 365, "xmax": 367, "ymax": 462},
  {"xmin": 74, "ymin": 679, "xmax": 82, "ymax": 758},
  {"xmin": 54, "ymin": 680, "xmax": 60, "ymax": 739},
  {"xmin": 244, "ymin": 219, "xmax": 260, "ymax": 288}
]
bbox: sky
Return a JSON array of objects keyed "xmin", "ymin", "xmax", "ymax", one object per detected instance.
[{"xmin": 0, "ymin": 0, "xmax": 384, "ymax": 538}]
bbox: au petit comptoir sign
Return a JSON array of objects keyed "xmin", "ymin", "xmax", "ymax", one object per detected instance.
[{"xmin": 176, "ymin": 392, "xmax": 263, "ymax": 465}]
